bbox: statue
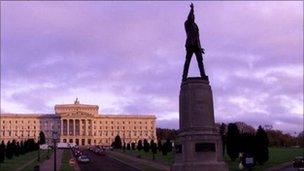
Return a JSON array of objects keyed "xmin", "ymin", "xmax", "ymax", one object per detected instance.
[
  {"xmin": 182, "ymin": 3, "xmax": 208, "ymax": 81},
  {"xmin": 74, "ymin": 98, "xmax": 80, "ymax": 104}
]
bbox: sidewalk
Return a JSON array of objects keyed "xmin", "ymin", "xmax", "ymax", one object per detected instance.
[
  {"xmin": 108, "ymin": 151, "xmax": 170, "ymax": 171},
  {"xmin": 40, "ymin": 149, "xmax": 64, "ymax": 171}
]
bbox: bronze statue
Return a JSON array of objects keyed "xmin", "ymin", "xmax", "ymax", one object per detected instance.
[{"xmin": 182, "ymin": 3, "xmax": 208, "ymax": 81}]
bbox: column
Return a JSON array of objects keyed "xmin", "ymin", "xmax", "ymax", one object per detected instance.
[
  {"xmin": 86, "ymin": 119, "xmax": 89, "ymax": 136},
  {"xmin": 73, "ymin": 119, "xmax": 76, "ymax": 136},
  {"xmin": 67, "ymin": 119, "xmax": 70, "ymax": 136},
  {"xmin": 61, "ymin": 119, "xmax": 63, "ymax": 135}
]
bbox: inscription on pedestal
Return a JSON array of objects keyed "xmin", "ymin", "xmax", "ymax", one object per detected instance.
[{"xmin": 195, "ymin": 143, "xmax": 215, "ymax": 152}]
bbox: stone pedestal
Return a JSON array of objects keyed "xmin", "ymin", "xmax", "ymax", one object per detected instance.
[{"xmin": 171, "ymin": 77, "xmax": 228, "ymax": 171}]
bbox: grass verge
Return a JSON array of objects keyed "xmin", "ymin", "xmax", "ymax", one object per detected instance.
[
  {"xmin": 60, "ymin": 149, "xmax": 74, "ymax": 171},
  {"xmin": 0, "ymin": 150, "xmax": 39, "ymax": 171},
  {"xmin": 21, "ymin": 149, "xmax": 53, "ymax": 171},
  {"xmin": 116, "ymin": 147, "xmax": 303, "ymax": 171}
]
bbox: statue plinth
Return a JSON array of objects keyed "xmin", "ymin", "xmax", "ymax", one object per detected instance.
[{"xmin": 171, "ymin": 77, "xmax": 228, "ymax": 171}]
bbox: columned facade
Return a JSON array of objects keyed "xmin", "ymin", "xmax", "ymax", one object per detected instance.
[{"xmin": 0, "ymin": 99, "xmax": 157, "ymax": 146}]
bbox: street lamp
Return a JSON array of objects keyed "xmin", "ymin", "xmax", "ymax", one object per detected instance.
[{"xmin": 52, "ymin": 130, "xmax": 58, "ymax": 171}]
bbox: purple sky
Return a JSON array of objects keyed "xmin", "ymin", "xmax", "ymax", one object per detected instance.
[{"xmin": 1, "ymin": 1, "xmax": 303, "ymax": 135}]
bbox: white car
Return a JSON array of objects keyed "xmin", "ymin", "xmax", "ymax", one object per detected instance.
[{"xmin": 78, "ymin": 155, "xmax": 90, "ymax": 164}]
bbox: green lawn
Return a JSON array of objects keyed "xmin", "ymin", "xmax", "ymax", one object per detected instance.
[
  {"xmin": 226, "ymin": 147, "xmax": 304, "ymax": 171},
  {"xmin": 117, "ymin": 147, "xmax": 303, "ymax": 171},
  {"xmin": 118, "ymin": 149, "xmax": 174, "ymax": 165},
  {"xmin": 0, "ymin": 150, "xmax": 51, "ymax": 171},
  {"xmin": 60, "ymin": 149, "xmax": 74, "ymax": 171},
  {"xmin": 21, "ymin": 150, "xmax": 53, "ymax": 171}
]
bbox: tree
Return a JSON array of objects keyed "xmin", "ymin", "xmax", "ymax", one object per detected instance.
[
  {"xmin": 157, "ymin": 139, "xmax": 162, "ymax": 152},
  {"xmin": 165, "ymin": 139, "xmax": 172, "ymax": 152},
  {"xmin": 226, "ymin": 123, "xmax": 240, "ymax": 161},
  {"xmin": 137, "ymin": 140, "xmax": 143, "ymax": 151},
  {"xmin": 161, "ymin": 143, "xmax": 168, "ymax": 156},
  {"xmin": 15, "ymin": 142, "xmax": 20, "ymax": 157},
  {"xmin": 255, "ymin": 126, "xmax": 269, "ymax": 165},
  {"xmin": 127, "ymin": 143, "xmax": 131, "ymax": 150},
  {"xmin": 131, "ymin": 142, "xmax": 135, "ymax": 150},
  {"xmin": 11, "ymin": 140, "xmax": 17, "ymax": 157},
  {"xmin": 6, "ymin": 141, "xmax": 13, "ymax": 159},
  {"xmin": 156, "ymin": 128, "xmax": 178, "ymax": 141},
  {"xmin": 143, "ymin": 139, "xmax": 150, "ymax": 153},
  {"xmin": 112, "ymin": 135, "xmax": 122, "ymax": 149},
  {"xmin": 219, "ymin": 123, "xmax": 226, "ymax": 156},
  {"xmin": 20, "ymin": 141, "xmax": 25, "ymax": 155},
  {"xmin": 38, "ymin": 131, "xmax": 46, "ymax": 144},
  {"xmin": 151, "ymin": 140, "xmax": 157, "ymax": 160},
  {"xmin": 123, "ymin": 142, "xmax": 126, "ymax": 151},
  {"xmin": 38, "ymin": 131, "xmax": 46, "ymax": 162},
  {"xmin": 0, "ymin": 141, "xmax": 5, "ymax": 163}
]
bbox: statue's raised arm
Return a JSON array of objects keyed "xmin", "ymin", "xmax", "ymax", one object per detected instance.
[{"xmin": 187, "ymin": 3, "xmax": 194, "ymax": 23}]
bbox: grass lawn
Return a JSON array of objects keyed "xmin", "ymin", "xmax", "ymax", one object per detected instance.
[
  {"xmin": 118, "ymin": 149, "xmax": 174, "ymax": 165},
  {"xmin": 60, "ymin": 149, "xmax": 74, "ymax": 171},
  {"xmin": 0, "ymin": 150, "xmax": 51, "ymax": 171},
  {"xmin": 117, "ymin": 147, "xmax": 303, "ymax": 171},
  {"xmin": 225, "ymin": 147, "xmax": 304, "ymax": 171},
  {"xmin": 21, "ymin": 149, "xmax": 53, "ymax": 171}
]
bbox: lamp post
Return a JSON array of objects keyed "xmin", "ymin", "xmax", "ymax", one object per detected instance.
[{"xmin": 52, "ymin": 131, "xmax": 58, "ymax": 171}]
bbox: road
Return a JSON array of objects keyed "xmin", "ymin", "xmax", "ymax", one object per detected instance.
[{"xmin": 77, "ymin": 149, "xmax": 138, "ymax": 171}]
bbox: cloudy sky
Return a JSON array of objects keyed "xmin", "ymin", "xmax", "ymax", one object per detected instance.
[{"xmin": 1, "ymin": 1, "xmax": 303, "ymax": 134}]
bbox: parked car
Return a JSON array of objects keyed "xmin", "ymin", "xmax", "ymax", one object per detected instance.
[
  {"xmin": 293, "ymin": 156, "xmax": 304, "ymax": 168},
  {"xmin": 78, "ymin": 155, "xmax": 90, "ymax": 164}
]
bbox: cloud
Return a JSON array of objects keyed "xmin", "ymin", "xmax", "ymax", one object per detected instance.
[{"xmin": 1, "ymin": 1, "xmax": 303, "ymax": 134}]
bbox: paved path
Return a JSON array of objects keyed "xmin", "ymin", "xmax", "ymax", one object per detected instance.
[
  {"xmin": 40, "ymin": 149, "xmax": 64, "ymax": 171},
  {"xmin": 16, "ymin": 157, "xmax": 38, "ymax": 171},
  {"xmin": 108, "ymin": 151, "xmax": 170, "ymax": 171},
  {"xmin": 78, "ymin": 149, "xmax": 137, "ymax": 171}
]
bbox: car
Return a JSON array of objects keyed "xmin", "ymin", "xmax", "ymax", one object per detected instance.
[
  {"xmin": 293, "ymin": 156, "xmax": 304, "ymax": 168},
  {"xmin": 98, "ymin": 149, "xmax": 106, "ymax": 156},
  {"xmin": 78, "ymin": 155, "xmax": 90, "ymax": 164}
]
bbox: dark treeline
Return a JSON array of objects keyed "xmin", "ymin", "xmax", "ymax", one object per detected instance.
[
  {"xmin": 0, "ymin": 139, "xmax": 39, "ymax": 163},
  {"xmin": 156, "ymin": 128, "xmax": 178, "ymax": 141},
  {"xmin": 111, "ymin": 135, "xmax": 173, "ymax": 159},
  {"xmin": 156, "ymin": 123, "xmax": 304, "ymax": 148},
  {"xmin": 0, "ymin": 131, "xmax": 46, "ymax": 164}
]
